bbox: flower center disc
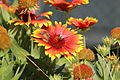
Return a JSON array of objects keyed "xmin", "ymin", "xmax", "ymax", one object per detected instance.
[{"xmin": 48, "ymin": 35, "xmax": 65, "ymax": 49}]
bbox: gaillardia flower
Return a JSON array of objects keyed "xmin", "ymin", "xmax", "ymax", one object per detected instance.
[
  {"xmin": 0, "ymin": 26, "xmax": 11, "ymax": 50},
  {"xmin": 77, "ymin": 48, "xmax": 95, "ymax": 61},
  {"xmin": 44, "ymin": 0, "xmax": 89, "ymax": 12},
  {"xmin": 8, "ymin": 11, "xmax": 52, "ymax": 27},
  {"xmin": 73, "ymin": 63, "xmax": 93, "ymax": 79},
  {"xmin": 110, "ymin": 27, "xmax": 120, "ymax": 40},
  {"xmin": 32, "ymin": 22, "xmax": 83, "ymax": 60},
  {"xmin": 8, "ymin": 0, "xmax": 52, "ymax": 28},
  {"xmin": 67, "ymin": 17, "xmax": 98, "ymax": 31}
]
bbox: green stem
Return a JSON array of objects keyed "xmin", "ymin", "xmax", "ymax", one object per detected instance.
[
  {"xmin": 117, "ymin": 48, "xmax": 119, "ymax": 57},
  {"xmin": 82, "ymin": 32, "xmax": 86, "ymax": 48},
  {"xmin": 21, "ymin": 52, "xmax": 49, "ymax": 78},
  {"xmin": 31, "ymin": 40, "xmax": 34, "ymax": 54},
  {"xmin": 15, "ymin": 66, "xmax": 20, "ymax": 75},
  {"xmin": 83, "ymin": 35, "xmax": 86, "ymax": 48},
  {"xmin": 67, "ymin": 59, "xmax": 72, "ymax": 64},
  {"xmin": 30, "ymin": 26, "xmax": 34, "ymax": 54}
]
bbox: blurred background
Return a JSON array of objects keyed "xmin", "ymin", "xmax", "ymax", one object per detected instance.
[{"xmin": 3, "ymin": 0, "xmax": 120, "ymax": 50}]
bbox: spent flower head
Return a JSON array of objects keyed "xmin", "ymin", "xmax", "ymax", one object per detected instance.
[
  {"xmin": 0, "ymin": 26, "xmax": 11, "ymax": 50},
  {"xmin": 110, "ymin": 27, "xmax": 120, "ymax": 40},
  {"xmin": 77, "ymin": 48, "xmax": 95, "ymax": 61},
  {"xmin": 73, "ymin": 63, "xmax": 93, "ymax": 79}
]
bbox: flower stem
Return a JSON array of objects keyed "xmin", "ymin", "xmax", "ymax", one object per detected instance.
[
  {"xmin": 117, "ymin": 48, "xmax": 119, "ymax": 57},
  {"xmin": 83, "ymin": 33, "xmax": 86, "ymax": 48},
  {"xmin": 67, "ymin": 59, "xmax": 72, "ymax": 64},
  {"xmin": 30, "ymin": 26, "xmax": 34, "ymax": 54},
  {"xmin": 21, "ymin": 52, "xmax": 49, "ymax": 78}
]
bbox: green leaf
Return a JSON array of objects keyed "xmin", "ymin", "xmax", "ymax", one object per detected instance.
[
  {"xmin": 31, "ymin": 45, "xmax": 40, "ymax": 59},
  {"xmin": 0, "ymin": 49, "xmax": 9, "ymax": 57},
  {"xmin": 96, "ymin": 61, "xmax": 103, "ymax": 77},
  {"xmin": 1, "ymin": 7, "xmax": 10, "ymax": 22},
  {"xmin": 0, "ymin": 14, "xmax": 3, "ymax": 24},
  {"xmin": 49, "ymin": 74, "xmax": 63, "ymax": 80},
  {"xmin": 56, "ymin": 58, "xmax": 71, "ymax": 67},
  {"xmin": 92, "ymin": 74, "xmax": 102, "ymax": 80},
  {"xmin": 1, "ymin": 57, "xmax": 8, "ymax": 67},
  {"xmin": 0, "ymin": 62, "xmax": 14, "ymax": 80},
  {"xmin": 11, "ymin": 64, "xmax": 26, "ymax": 80},
  {"xmin": 112, "ymin": 71, "xmax": 120, "ymax": 80},
  {"xmin": 55, "ymin": 64, "xmax": 66, "ymax": 74},
  {"xmin": 95, "ymin": 54, "xmax": 113, "ymax": 80},
  {"xmin": 10, "ymin": 38, "xmax": 30, "ymax": 64}
]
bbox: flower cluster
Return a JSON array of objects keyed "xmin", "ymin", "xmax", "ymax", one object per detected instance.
[
  {"xmin": 0, "ymin": 0, "xmax": 100, "ymax": 79},
  {"xmin": 8, "ymin": 0, "xmax": 52, "ymax": 28}
]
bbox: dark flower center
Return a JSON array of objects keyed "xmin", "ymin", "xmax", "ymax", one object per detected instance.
[
  {"xmin": 48, "ymin": 35, "xmax": 65, "ymax": 49},
  {"xmin": 20, "ymin": 13, "xmax": 37, "ymax": 22}
]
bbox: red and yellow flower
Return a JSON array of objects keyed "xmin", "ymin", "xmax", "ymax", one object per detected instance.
[
  {"xmin": 67, "ymin": 17, "xmax": 98, "ymax": 31},
  {"xmin": 8, "ymin": 0, "xmax": 52, "ymax": 28},
  {"xmin": 32, "ymin": 22, "xmax": 83, "ymax": 60},
  {"xmin": 44, "ymin": 0, "xmax": 89, "ymax": 12},
  {"xmin": 8, "ymin": 11, "xmax": 52, "ymax": 27}
]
